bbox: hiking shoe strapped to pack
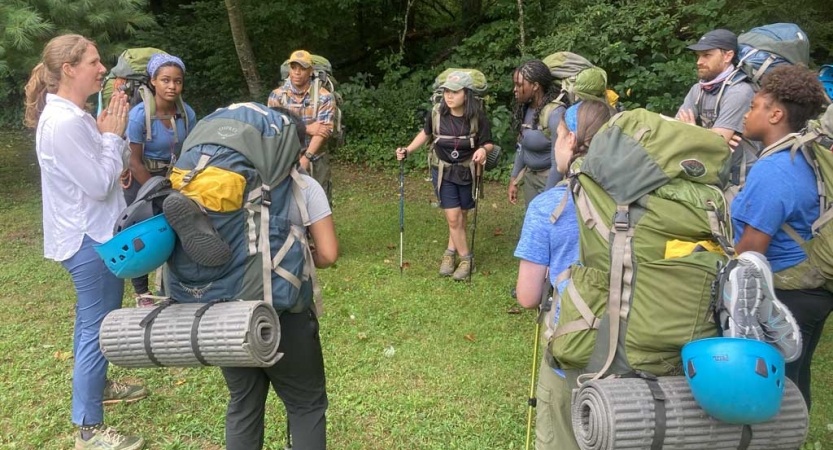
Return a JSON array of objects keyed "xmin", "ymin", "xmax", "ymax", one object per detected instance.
[
  {"xmin": 102, "ymin": 380, "xmax": 148, "ymax": 405},
  {"xmin": 720, "ymin": 251, "xmax": 802, "ymax": 362},
  {"xmin": 76, "ymin": 425, "xmax": 144, "ymax": 450},
  {"xmin": 452, "ymin": 255, "xmax": 474, "ymax": 281},
  {"xmin": 440, "ymin": 251, "xmax": 456, "ymax": 277},
  {"xmin": 162, "ymin": 191, "xmax": 232, "ymax": 267}
]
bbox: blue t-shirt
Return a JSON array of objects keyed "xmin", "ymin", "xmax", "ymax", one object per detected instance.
[
  {"xmin": 732, "ymin": 149, "xmax": 819, "ymax": 272},
  {"xmin": 127, "ymin": 101, "xmax": 197, "ymax": 161},
  {"xmin": 514, "ymin": 185, "xmax": 580, "ymax": 295}
]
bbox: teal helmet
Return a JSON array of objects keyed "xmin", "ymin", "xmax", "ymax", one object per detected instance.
[
  {"xmin": 682, "ymin": 337, "xmax": 785, "ymax": 424},
  {"xmin": 95, "ymin": 214, "xmax": 175, "ymax": 279},
  {"xmin": 96, "ymin": 176, "xmax": 175, "ymax": 279}
]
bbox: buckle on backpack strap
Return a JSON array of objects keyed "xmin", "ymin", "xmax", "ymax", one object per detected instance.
[
  {"xmin": 613, "ymin": 210, "xmax": 629, "ymax": 231},
  {"xmin": 261, "ymin": 186, "xmax": 272, "ymax": 207}
]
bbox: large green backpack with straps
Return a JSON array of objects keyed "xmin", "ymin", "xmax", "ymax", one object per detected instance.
[
  {"xmin": 537, "ymin": 52, "xmax": 612, "ymax": 139},
  {"xmin": 99, "ymin": 47, "xmax": 190, "ymax": 142},
  {"xmin": 765, "ymin": 104, "xmax": 833, "ymax": 291},
  {"xmin": 545, "ymin": 109, "xmax": 732, "ymax": 378}
]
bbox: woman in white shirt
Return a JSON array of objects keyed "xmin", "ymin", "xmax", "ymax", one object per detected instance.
[{"xmin": 24, "ymin": 34, "xmax": 146, "ymax": 450}]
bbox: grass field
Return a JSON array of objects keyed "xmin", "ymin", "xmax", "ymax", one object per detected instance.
[{"xmin": 0, "ymin": 129, "xmax": 830, "ymax": 449}]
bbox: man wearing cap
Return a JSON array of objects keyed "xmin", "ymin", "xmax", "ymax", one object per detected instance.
[
  {"xmin": 268, "ymin": 50, "xmax": 335, "ymax": 200},
  {"xmin": 677, "ymin": 29, "xmax": 755, "ymax": 144}
]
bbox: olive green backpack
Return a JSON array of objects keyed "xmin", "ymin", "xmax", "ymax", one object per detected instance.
[
  {"xmin": 538, "ymin": 52, "xmax": 614, "ymax": 140},
  {"xmin": 545, "ymin": 109, "xmax": 733, "ymax": 379},
  {"xmin": 766, "ymin": 104, "xmax": 833, "ymax": 291}
]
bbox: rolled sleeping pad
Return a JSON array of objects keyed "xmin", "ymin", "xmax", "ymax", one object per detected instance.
[
  {"xmin": 571, "ymin": 376, "xmax": 807, "ymax": 450},
  {"xmin": 100, "ymin": 300, "xmax": 282, "ymax": 368}
]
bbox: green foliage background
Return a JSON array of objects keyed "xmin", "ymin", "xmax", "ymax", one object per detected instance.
[{"xmin": 1, "ymin": 0, "xmax": 831, "ymax": 177}]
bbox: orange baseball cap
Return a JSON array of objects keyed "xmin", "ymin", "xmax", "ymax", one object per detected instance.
[{"xmin": 289, "ymin": 50, "xmax": 313, "ymax": 68}]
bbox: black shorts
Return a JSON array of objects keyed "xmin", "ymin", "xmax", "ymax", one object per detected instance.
[{"xmin": 431, "ymin": 168, "xmax": 475, "ymax": 210}]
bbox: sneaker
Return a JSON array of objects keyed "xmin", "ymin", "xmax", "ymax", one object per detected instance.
[
  {"xmin": 162, "ymin": 192, "xmax": 232, "ymax": 267},
  {"xmin": 103, "ymin": 380, "xmax": 148, "ymax": 405},
  {"xmin": 721, "ymin": 251, "xmax": 802, "ymax": 362},
  {"xmin": 76, "ymin": 425, "xmax": 144, "ymax": 450},
  {"xmin": 439, "ymin": 251, "xmax": 456, "ymax": 277},
  {"xmin": 452, "ymin": 255, "xmax": 474, "ymax": 281},
  {"xmin": 135, "ymin": 292, "xmax": 156, "ymax": 308}
]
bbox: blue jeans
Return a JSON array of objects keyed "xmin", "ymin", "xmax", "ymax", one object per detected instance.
[{"xmin": 62, "ymin": 235, "xmax": 124, "ymax": 426}]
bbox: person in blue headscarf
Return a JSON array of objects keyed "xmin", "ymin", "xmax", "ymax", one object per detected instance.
[
  {"xmin": 513, "ymin": 99, "xmax": 613, "ymax": 450},
  {"xmin": 124, "ymin": 53, "xmax": 197, "ymax": 306}
]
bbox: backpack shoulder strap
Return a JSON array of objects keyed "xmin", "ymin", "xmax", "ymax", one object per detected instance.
[
  {"xmin": 138, "ymin": 85, "xmax": 155, "ymax": 141},
  {"xmin": 539, "ymin": 100, "xmax": 565, "ymax": 140}
]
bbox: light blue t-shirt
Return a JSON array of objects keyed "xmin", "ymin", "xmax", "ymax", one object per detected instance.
[
  {"xmin": 514, "ymin": 185, "xmax": 578, "ymax": 377},
  {"xmin": 127, "ymin": 101, "xmax": 197, "ymax": 161},
  {"xmin": 514, "ymin": 185, "xmax": 580, "ymax": 295},
  {"xmin": 732, "ymin": 149, "xmax": 819, "ymax": 272}
]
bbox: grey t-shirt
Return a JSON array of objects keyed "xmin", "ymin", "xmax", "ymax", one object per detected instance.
[
  {"xmin": 511, "ymin": 105, "xmax": 565, "ymax": 177},
  {"xmin": 289, "ymin": 173, "xmax": 332, "ymax": 227},
  {"xmin": 678, "ymin": 81, "xmax": 755, "ymax": 133}
]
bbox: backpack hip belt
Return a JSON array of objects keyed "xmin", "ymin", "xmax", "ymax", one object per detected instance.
[{"xmin": 143, "ymin": 158, "xmax": 172, "ymax": 171}]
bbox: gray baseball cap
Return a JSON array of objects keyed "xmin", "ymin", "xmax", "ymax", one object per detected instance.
[
  {"xmin": 687, "ymin": 29, "xmax": 738, "ymax": 52},
  {"xmin": 439, "ymin": 71, "xmax": 474, "ymax": 91}
]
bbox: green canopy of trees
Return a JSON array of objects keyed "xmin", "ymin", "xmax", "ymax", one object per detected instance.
[{"xmin": 2, "ymin": 0, "xmax": 830, "ymax": 175}]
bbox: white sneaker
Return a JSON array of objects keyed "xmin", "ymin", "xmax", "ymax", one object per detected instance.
[{"xmin": 721, "ymin": 251, "xmax": 802, "ymax": 362}]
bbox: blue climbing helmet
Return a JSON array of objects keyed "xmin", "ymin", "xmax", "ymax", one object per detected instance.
[
  {"xmin": 94, "ymin": 176, "xmax": 175, "ymax": 279},
  {"xmin": 820, "ymin": 65, "xmax": 833, "ymax": 103},
  {"xmin": 682, "ymin": 337, "xmax": 785, "ymax": 424}
]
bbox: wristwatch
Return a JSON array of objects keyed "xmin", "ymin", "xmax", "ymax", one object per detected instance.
[{"xmin": 304, "ymin": 151, "xmax": 321, "ymax": 162}]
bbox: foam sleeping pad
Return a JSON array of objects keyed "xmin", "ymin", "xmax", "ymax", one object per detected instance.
[
  {"xmin": 100, "ymin": 300, "xmax": 282, "ymax": 368},
  {"xmin": 571, "ymin": 376, "xmax": 807, "ymax": 450}
]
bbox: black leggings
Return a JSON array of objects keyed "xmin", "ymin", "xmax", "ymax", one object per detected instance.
[{"xmin": 775, "ymin": 287, "xmax": 833, "ymax": 411}]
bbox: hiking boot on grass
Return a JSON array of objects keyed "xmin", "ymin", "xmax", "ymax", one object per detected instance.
[
  {"xmin": 103, "ymin": 380, "xmax": 148, "ymax": 405},
  {"xmin": 439, "ymin": 250, "xmax": 456, "ymax": 277},
  {"xmin": 76, "ymin": 425, "xmax": 144, "ymax": 450},
  {"xmin": 162, "ymin": 191, "xmax": 232, "ymax": 267},
  {"xmin": 452, "ymin": 254, "xmax": 474, "ymax": 281}
]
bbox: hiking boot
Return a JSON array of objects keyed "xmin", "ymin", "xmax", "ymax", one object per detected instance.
[
  {"xmin": 76, "ymin": 425, "xmax": 144, "ymax": 450},
  {"xmin": 135, "ymin": 292, "xmax": 156, "ymax": 308},
  {"xmin": 452, "ymin": 255, "xmax": 474, "ymax": 281},
  {"xmin": 721, "ymin": 251, "xmax": 802, "ymax": 362},
  {"xmin": 162, "ymin": 192, "xmax": 232, "ymax": 267},
  {"xmin": 103, "ymin": 380, "xmax": 148, "ymax": 405},
  {"xmin": 439, "ymin": 250, "xmax": 456, "ymax": 277}
]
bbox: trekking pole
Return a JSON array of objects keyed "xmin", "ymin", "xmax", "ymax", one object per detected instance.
[
  {"xmin": 399, "ymin": 159, "xmax": 405, "ymax": 275},
  {"xmin": 284, "ymin": 416, "xmax": 292, "ymax": 450},
  {"xmin": 525, "ymin": 273, "xmax": 551, "ymax": 450},
  {"xmin": 524, "ymin": 319, "xmax": 542, "ymax": 450},
  {"xmin": 468, "ymin": 163, "xmax": 483, "ymax": 283}
]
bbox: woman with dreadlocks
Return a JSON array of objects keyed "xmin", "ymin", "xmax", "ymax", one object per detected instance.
[{"xmin": 508, "ymin": 60, "xmax": 566, "ymax": 209}]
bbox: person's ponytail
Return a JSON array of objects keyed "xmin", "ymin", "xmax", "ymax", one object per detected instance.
[{"xmin": 24, "ymin": 63, "xmax": 52, "ymax": 128}]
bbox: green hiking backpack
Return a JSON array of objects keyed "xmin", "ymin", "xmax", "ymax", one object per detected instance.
[
  {"xmin": 543, "ymin": 52, "xmax": 609, "ymax": 105},
  {"xmin": 763, "ymin": 104, "xmax": 833, "ymax": 291},
  {"xmin": 280, "ymin": 54, "xmax": 345, "ymax": 147},
  {"xmin": 545, "ymin": 109, "xmax": 733, "ymax": 379},
  {"xmin": 98, "ymin": 47, "xmax": 189, "ymax": 142},
  {"xmin": 429, "ymin": 68, "xmax": 501, "ymax": 171},
  {"xmin": 538, "ymin": 52, "xmax": 616, "ymax": 139}
]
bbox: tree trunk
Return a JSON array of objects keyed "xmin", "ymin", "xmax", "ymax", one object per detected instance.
[
  {"xmin": 224, "ymin": 0, "xmax": 261, "ymax": 99},
  {"xmin": 517, "ymin": 0, "xmax": 526, "ymax": 55}
]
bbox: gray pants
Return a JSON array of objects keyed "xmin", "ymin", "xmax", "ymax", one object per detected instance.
[
  {"xmin": 536, "ymin": 358, "xmax": 580, "ymax": 450},
  {"xmin": 523, "ymin": 168, "xmax": 550, "ymax": 211},
  {"xmin": 221, "ymin": 309, "xmax": 328, "ymax": 450}
]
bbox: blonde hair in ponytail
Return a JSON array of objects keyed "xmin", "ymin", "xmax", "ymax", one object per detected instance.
[{"xmin": 24, "ymin": 34, "xmax": 95, "ymax": 128}]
